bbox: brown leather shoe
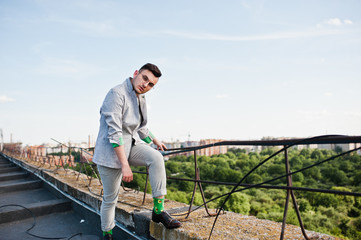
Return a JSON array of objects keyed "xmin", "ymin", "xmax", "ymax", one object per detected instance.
[{"xmin": 152, "ymin": 211, "xmax": 182, "ymax": 229}]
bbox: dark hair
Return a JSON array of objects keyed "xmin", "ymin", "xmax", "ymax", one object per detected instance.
[{"xmin": 139, "ymin": 63, "xmax": 162, "ymax": 78}]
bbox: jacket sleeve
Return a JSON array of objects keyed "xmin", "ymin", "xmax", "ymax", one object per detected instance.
[
  {"xmin": 138, "ymin": 127, "xmax": 155, "ymax": 144},
  {"xmin": 100, "ymin": 88, "xmax": 124, "ymax": 147}
]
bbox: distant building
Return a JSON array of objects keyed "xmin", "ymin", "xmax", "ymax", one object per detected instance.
[
  {"xmin": 157, "ymin": 139, "xmax": 228, "ymax": 157},
  {"xmin": 228, "ymin": 145, "xmax": 262, "ymax": 153},
  {"xmin": 197, "ymin": 139, "xmax": 227, "ymax": 156}
]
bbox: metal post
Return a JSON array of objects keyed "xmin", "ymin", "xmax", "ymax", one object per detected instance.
[
  {"xmin": 186, "ymin": 150, "xmax": 216, "ymax": 218},
  {"xmin": 280, "ymin": 146, "xmax": 290, "ymax": 239},
  {"xmin": 186, "ymin": 150, "xmax": 198, "ymax": 218},
  {"xmin": 280, "ymin": 146, "xmax": 309, "ymax": 240}
]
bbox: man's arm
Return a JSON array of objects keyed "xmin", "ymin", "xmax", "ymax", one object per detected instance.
[
  {"xmin": 101, "ymin": 87, "xmax": 133, "ymax": 180},
  {"xmin": 102, "ymin": 88, "xmax": 125, "ymax": 148},
  {"xmin": 113, "ymin": 145, "xmax": 133, "ymax": 182}
]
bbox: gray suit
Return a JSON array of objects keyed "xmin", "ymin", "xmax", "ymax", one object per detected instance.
[{"xmin": 93, "ymin": 78, "xmax": 167, "ymax": 232}]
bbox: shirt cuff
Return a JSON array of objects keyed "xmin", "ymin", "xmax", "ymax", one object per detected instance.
[
  {"xmin": 111, "ymin": 137, "xmax": 124, "ymax": 148},
  {"xmin": 112, "ymin": 143, "xmax": 120, "ymax": 148},
  {"xmin": 142, "ymin": 131, "xmax": 155, "ymax": 144}
]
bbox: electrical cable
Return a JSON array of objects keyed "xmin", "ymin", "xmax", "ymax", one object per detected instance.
[{"xmin": 0, "ymin": 204, "xmax": 82, "ymax": 240}]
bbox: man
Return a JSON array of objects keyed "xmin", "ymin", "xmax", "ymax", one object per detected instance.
[{"xmin": 93, "ymin": 63, "xmax": 181, "ymax": 240}]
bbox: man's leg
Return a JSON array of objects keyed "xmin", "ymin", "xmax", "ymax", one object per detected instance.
[
  {"xmin": 129, "ymin": 143, "xmax": 167, "ymax": 197},
  {"xmin": 97, "ymin": 165, "xmax": 123, "ymax": 234},
  {"xmin": 129, "ymin": 143, "xmax": 181, "ymax": 228}
]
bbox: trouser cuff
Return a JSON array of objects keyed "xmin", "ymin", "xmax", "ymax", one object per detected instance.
[{"xmin": 152, "ymin": 189, "xmax": 167, "ymax": 198}]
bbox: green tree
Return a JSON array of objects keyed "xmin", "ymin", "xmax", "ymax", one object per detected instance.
[
  {"xmin": 267, "ymin": 164, "xmax": 285, "ymax": 178},
  {"xmin": 292, "ymin": 172, "xmax": 304, "ymax": 184},
  {"xmin": 244, "ymin": 173, "xmax": 263, "ymax": 184},
  {"xmin": 332, "ymin": 186, "xmax": 355, "ymax": 206},
  {"xmin": 311, "ymin": 149, "xmax": 324, "ymax": 160},
  {"xmin": 166, "ymin": 161, "xmax": 180, "ymax": 174},
  {"xmin": 225, "ymin": 151, "xmax": 236, "ymax": 159},
  {"xmin": 313, "ymin": 193, "xmax": 339, "ymax": 208},
  {"xmin": 354, "ymin": 217, "xmax": 361, "ymax": 231},
  {"xmin": 300, "ymin": 148, "xmax": 311, "ymax": 158},
  {"xmin": 353, "ymin": 171, "xmax": 361, "ymax": 185},
  {"xmin": 298, "ymin": 198, "xmax": 312, "ymax": 212},
  {"xmin": 290, "ymin": 155, "xmax": 303, "ymax": 169},
  {"xmin": 321, "ymin": 167, "xmax": 348, "ymax": 185},
  {"xmin": 223, "ymin": 192, "xmax": 250, "ymax": 214}
]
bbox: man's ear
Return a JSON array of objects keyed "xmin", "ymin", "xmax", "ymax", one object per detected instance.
[{"xmin": 133, "ymin": 70, "xmax": 139, "ymax": 78}]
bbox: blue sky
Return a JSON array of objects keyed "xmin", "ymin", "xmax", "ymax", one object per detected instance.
[{"xmin": 0, "ymin": 0, "xmax": 360, "ymax": 145}]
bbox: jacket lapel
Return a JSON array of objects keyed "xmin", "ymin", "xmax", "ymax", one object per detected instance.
[{"xmin": 138, "ymin": 95, "xmax": 147, "ymax": 126}]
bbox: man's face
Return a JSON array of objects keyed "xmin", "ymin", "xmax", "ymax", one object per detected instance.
[{"xmin": 131, "ymin": 69, "xmax": 159, "ymax": 95}]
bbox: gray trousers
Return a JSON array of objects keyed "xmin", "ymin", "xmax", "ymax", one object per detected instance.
[{"xmin": 97, "ymin": 143, "xmax": 167, "ymax": 232}]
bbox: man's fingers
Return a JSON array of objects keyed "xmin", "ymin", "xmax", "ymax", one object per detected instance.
[
  {"xmin": 123, "ymin": 176, "xmax": 133, "ymax": 182},
  {"xmin": 156, "ymin": 143, "xmax": 166, "ymax": 151},
  {"xmin": 122, "ymin": 172, "xmax": 133, "ymax": 182}
]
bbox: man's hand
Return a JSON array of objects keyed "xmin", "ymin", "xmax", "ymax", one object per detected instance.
[
  {"xmin": 121, "ymin": 164, "xmax": 133, "ymax": 182},
  {"xmin": 153, "ymin": 138, "xmax": 167, "ymax": 151},
  {"xmin": 113, "ymin": 145, "xmax": 133, "ymax": 182}
]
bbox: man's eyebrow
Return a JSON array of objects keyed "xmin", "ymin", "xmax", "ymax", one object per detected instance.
[{"xmin": 142, "ymin": 74, "xmax": 149, "ymax": 80}]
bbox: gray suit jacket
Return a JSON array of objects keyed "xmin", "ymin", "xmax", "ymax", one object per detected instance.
[{"xmin": 93, "ymin": 78, "xmax": 153, "ymax": 168}]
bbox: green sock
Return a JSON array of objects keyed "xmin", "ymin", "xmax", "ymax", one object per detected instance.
[
  {"xmin": 153, "ymin": 197, "xmax": 164, "ymax": 214},
  {"xmin": 103, "ymin": 229, "xmax": 112, "ymax": 236}
]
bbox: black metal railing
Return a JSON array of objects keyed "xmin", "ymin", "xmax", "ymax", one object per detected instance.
[{"xmin": 158, "ymin": 135, "xmax": 361, "ymax": 239}]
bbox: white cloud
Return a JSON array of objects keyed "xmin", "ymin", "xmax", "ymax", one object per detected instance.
[
  {"xmin": 319, "ymin": 18, "xmax": 353, "ymax": 27},
  {"xmin": 0, "ymin": 96, "xmax": 15, "ymax": 102},
  {"xmin": 164, "ymin": 28, "xmax": 341, "ymax": 41},
  {"xmin": 326, "ymin": 18, "xmax": 342, "ymax": 26},
  {"xmin": 324, "ymin": 92, "xmax": 333, "ymax": 97}
]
